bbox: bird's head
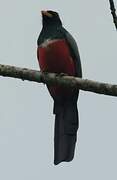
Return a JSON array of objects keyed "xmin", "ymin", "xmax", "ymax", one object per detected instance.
[{"xmin": 41, "ymin": 10, "xmax": 62, "ymax": 27}]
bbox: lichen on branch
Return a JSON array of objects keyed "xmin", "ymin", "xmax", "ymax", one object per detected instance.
[{"xmin": 0, "ymin": 64, "xmax": 117, "ymax": 97}]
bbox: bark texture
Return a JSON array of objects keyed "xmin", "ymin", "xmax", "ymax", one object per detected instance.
[{"xmin": 0, "ymin": 64, "xmax": 117, "ymax": 97}]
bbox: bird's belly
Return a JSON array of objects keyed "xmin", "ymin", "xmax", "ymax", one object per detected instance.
[{"xmin": 37, "ymin": 39, "xmax": 76, "ymax": 99}]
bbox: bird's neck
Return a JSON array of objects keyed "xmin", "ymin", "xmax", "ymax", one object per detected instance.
[
  {"xmin": 37, "ymin": 25, "xmax": 63, "ymax": 46},
  {"xmin": 43, "ymin": 24, "xmax": 61, "ymax": 32}
]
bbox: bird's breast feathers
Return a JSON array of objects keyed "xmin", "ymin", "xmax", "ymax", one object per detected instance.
[
  {"xmin": 39, "ymin": 38, "xmax": 61, "ymax": 48},
  {"xmin": 37, "ymin": 38, "xmax": 75, "ymax": 75}
]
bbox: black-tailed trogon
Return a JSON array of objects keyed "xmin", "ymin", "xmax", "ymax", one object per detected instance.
[{"xmin": 37, "ymin": 10, "xmax": 82, "ymax": 165}]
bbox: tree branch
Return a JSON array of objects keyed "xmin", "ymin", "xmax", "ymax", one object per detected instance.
[
  {"xmin": 0, "ymin": 64, "xmax": 117, "ymax": 97},
  {"xmin": 109, "ymin": 0, "xmax": 117, "ymax": 30}
]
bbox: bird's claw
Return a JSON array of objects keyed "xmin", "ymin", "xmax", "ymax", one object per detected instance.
[{"xmin": 59, "ymin": 73, "xmax": 68, "ymax": 77}]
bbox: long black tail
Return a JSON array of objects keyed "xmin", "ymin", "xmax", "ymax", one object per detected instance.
[{"xmin": 53, "ymin": 101, "xmax": 79, "ymax": 165}]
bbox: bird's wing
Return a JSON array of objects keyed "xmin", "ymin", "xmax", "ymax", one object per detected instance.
[{"xmin": 60, "ymin": 28, "xmax": 82, "ymax": 78}]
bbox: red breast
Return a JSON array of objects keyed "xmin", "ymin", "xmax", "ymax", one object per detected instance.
[{"xmin": 37, "ymin": 39, "xmax": 75, "ymax": 76}]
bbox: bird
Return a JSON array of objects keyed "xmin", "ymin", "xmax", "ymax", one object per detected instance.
[{"xmin": 37, "ymin": 10, "xmax": 82, "ymax": 165}]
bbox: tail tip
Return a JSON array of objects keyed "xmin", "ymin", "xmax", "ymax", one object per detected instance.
[{"xmin": 54, "ymin": 156, "xmax": 74, "ymax": 165}]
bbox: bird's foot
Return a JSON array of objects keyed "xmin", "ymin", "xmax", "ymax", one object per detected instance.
[{"xmin": 59, "ymin": 73, "xmax": 68, "ymax": 77}]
